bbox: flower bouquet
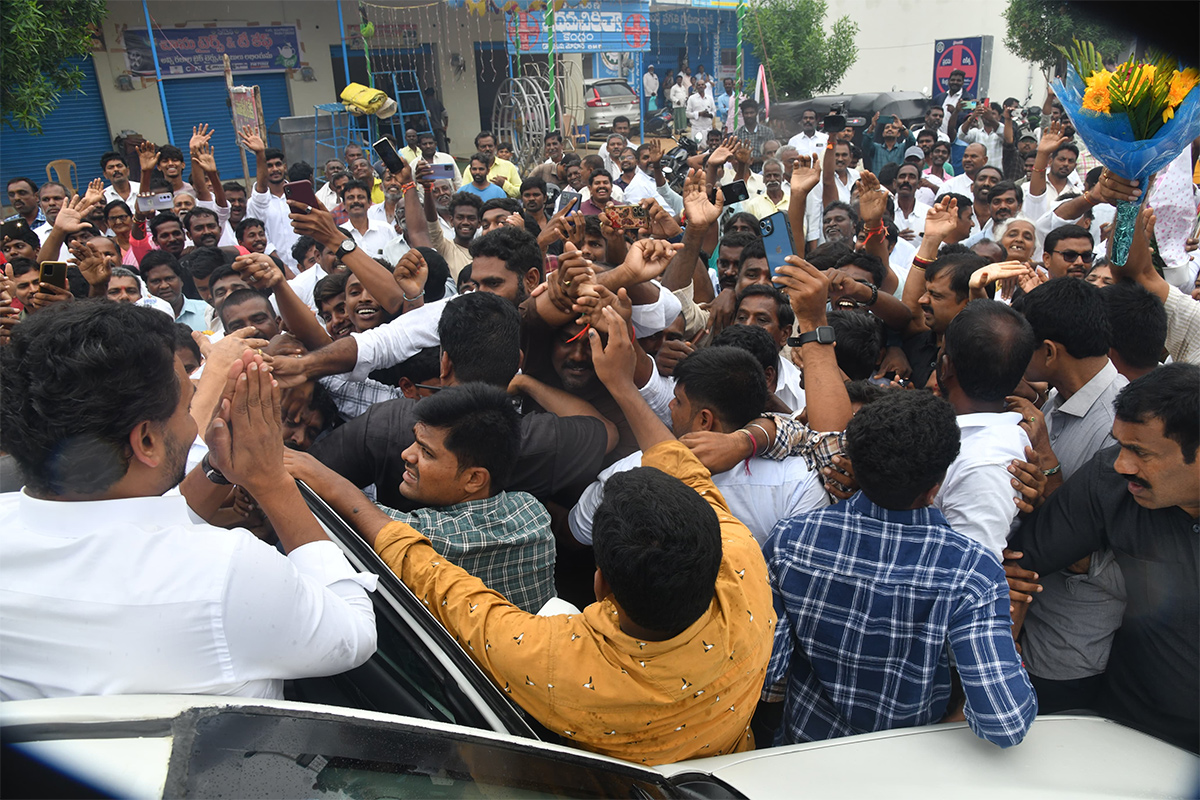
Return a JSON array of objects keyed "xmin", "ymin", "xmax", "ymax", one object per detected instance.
[{"xmin": 1053, "ymin": 41, "xmax": 1200, "ymax": 264}]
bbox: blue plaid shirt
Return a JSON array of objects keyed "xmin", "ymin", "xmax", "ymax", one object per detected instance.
[{"xmin": 762, "ymin": 493, "xmax": 1037, "ymax": 748}]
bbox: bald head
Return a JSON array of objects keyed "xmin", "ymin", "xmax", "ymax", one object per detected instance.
[{"xmin": 961, "ymin": 143, "xmax": 988, "ymax": 177}]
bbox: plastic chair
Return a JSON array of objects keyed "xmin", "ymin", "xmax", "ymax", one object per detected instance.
[
  {"xmin": 45, "ymin": 159, "xmax": 77, "ymax": 196},
  {"xmin": 569, "ymin": 122, "xmax": 590, "ymax": 149}
]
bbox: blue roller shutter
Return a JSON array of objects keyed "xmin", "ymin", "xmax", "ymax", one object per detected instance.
[
  {"xmin": 1, "ymin": 56, "xmax": 112, "ymax": 196},
  {"xmin": 162, "ymin": 73, "xmax": 292, "ymax": 182}
]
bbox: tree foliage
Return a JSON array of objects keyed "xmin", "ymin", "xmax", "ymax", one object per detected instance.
[
  {"xmin": 747, "ymin": 0, "xmax": 858, "ymax": 100},
  {"xmin": 1, "ymin": 0, "xmax": 108, "ymax": 133},
  {"xmin": 1003, "ymin": 0, "xmax": 1129, "ymax": 77}
]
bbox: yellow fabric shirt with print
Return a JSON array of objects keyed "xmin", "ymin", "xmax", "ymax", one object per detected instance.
[{"xmin": 373, "ymin": 439, "xmax": 775, "ymax": 766}]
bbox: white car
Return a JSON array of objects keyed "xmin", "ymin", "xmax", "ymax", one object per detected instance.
[{"xmin": 3, "ymin": 485, "xmax": 1197, "ymax": 798}]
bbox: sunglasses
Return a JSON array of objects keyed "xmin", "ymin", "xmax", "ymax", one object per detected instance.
[{"xmin": 1051, "ymin": 249, "xmax": 1094, "ymax": 263}]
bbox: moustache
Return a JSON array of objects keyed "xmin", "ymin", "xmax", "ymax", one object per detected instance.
[{"xmin": 1119, "ymin": 473, "xmax": 1151, "ymax": 489}]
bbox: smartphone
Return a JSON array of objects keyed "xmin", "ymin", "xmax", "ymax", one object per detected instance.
[
  {"xmin": 605, "ymin": 204, "xmax": 649, "ymax": 230},
  {"xmin": 427, "ymin": 163, "xmax": 456, "ymax": 180},
  {"xmin": 962, "ymin": 100, "xmax": 978, "ymax": 111},
  {"xmin": 284, "ymin": 180, "xmax": 320, "ymax": 209},
  {"xmin": 557, "ymin": 191, "xmax": 581, "ymax": 214},
  {"xmin": 822, "ymin": 113, "xmax": 846, "ymax": 134},
  {"xmin": 758, "ymin": 211, "xmax": 794, "ymax": 277},
  {"xmin": 373, "ymin": 137, "xmax": 406, "ymax": 174},
  {"xmin": 135, "ymin": 193, "xmax": 174, "ymax": 213},
  {"xmin": 39, "ymin": 261, "xmax": 68, "ymax": 290},
  {"xmin": 721, "ymin": 179, "xmax": 750, "ymax": 205}
]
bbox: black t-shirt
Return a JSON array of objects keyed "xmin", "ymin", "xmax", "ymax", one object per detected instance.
[
  {"xmin": 901, "ymin": 329, "xmax": 940, "ymax": 390},
  {"xmin": 309, "ymin": 396, "xmax": 609, "ymax": 512},
  {"xmin": 1013, "ymin": 445, "xmax": 1199, "ymax": 752}
]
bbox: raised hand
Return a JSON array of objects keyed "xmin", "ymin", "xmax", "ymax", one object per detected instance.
[
  {"xmin": 286, "ymin": 199, "xmax": 343, "ymax": 249},
  {"xmin": 82, "ymin": 177, "xmax": 105, "ymax": 208},
  {"xmin": 681, "ymin": 168, "xmax": 724, "ymax": 231},
  {"xmin": 708, "ymin": 135, "xmax": 740, "ymax": 167},
  {"xmin": 1037, "ymin": 120, "xmax": 1068, "ymax": 157},
  {"xmin": 193, "ymin": 141, "xmax": 218, "ymax": 174},
  {"xmin": 74, "ymin": 241, "xmax": 112, "ymax": 287},
  {"xmin": 52, "ymin": 193, "xmax": 97, "ymax": 235},
  {"xmin": 968, "ymin": 261, "xmax": 1033, "ymax": 298},
  {"xmin": 621, "ymin": 237, "xmax": 683, "ymax": 284},
  {"xmin": 393, "ymin": 248, "xmax": 429, "ymax": 300},
  {"xmin": 638, "ymin": 197, "xmax": 682, "ymax": 239},
  {"xmin": 137, "ymin": 140, "xmax": 160, "ymax": 173},
  {"xmin": 204, "ymin": 351, "xmax": 288, "ymax": 496},
  {"xmin": 587, "ymin": 306, "xmax": 637, "ymax": 390},
  {"xmin": 189, "ymin": 123, "xmax": 214, "ymax": 153},
  {"xmin": 238, "ymin": 125, "xmax": 266, "ymax": 154},
  {"xmin": 412, "ymin": 159, "xmax": 433, "ymax": 186},
  {"xmin": 922, "ymin": 196, "xmax": 959, "ymax": 242},
  {"xmin": 771, "ymin": 256, "xmax": 830, "ymax": 325},
  {"xmin": 789, "ymin": 154, "xmax": 820, "ymax": 197},
  {"xmin": 233, "ymin": 252, "xmax": 285, "ymax": 291},
  {"xmin": 856, "ymin": 170, "xmax": 889, "ymax": 225}
]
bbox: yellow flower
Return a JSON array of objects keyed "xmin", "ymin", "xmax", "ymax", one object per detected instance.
[
  {"xmin": 1168, "ymin": 67, "xmax": 1200, "ymax": 107},
  {"xmin": 1082, "ymin": 69, "xmax": 1113, "ymax": 113}
]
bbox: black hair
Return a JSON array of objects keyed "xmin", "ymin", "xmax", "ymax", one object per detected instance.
[
  {"xmin": 588, "ymin": 168, "xmax": 612, "ymax": 186},
  {"xmin": 497, "ymin": 141, "xmax": 514, "ymax": 153},
  {"xmin": 394, "ymin": 346, "xmax": 442, "ymax": 385},
  {"xmin": 218, "ymin": 287, "xmax": 274, "ymax": 329},
  {"xmin": 291, "ymin": 234, "xmax": 321, "ymax": 263},
  {"xmin": 481, "ymin": 197, "xmax": 521, "ymax": 216},
  {"xmin": 7, "ymin": 177, "xmax": 37, "ymax": 193},
  {"xmin": 828, "ymin": 310, "xmax": 884, "ymax": 380},
  {"xmin": 414, "ymin": 382, "xmax": 521, "ymax": 491},
  {"xmin": 314, "ymin": 271, "xmax": 350, "ymax": 310},
  {"xmin": 157, "ymin": 144, "xmax": 185, "ymax": 163},
  {"xmin": 474, "ymin": 131, "xmax": 495, "ymax": 147},
  {"xmin": 833, "ymin": 251, "xmax": 886, "ymax": 286},
  {"xmin": 65, "ymin": 266, "xmax": 90, "ymax": 299},
  {"xmin": 468, "ymin": 226, "xmax": 544, "ymax": 283},
  {"xmin": 469, "ymin": 152, "xmax": 489, "ymax": 168},
  {"xmin": 174, "ymin": 322, "xmax": 202, "ymax": 365},
  {"xmin": 182, "ymin": 206, "xmax": 219, "ymax": 232},
  {"xmin": 149, "ymin": 212, "xmax": 182, "ymax": 238},
  {"xmin": 263, "ymin": 147, "xmax": 286, "ymax": 164},
  {"xmin": 520, "ymin": 176, "xmax": 547, "ymax": 196},
  {"xmin": 823, "ymin": 201, "xmax": 859, "ymax": 226},
  {"xmin": 287, "ymin": 161, "xmax": 314, "ymax": 182},
  {"xmin": 736, "ymin": 283, "xmax": 795, "ymax": 333},
  {"xmin": 235, "ymin": 217, "xmax": 266, "ymax": 242},
  {"xmin": 438, "ymin": 291, "xmax": 521, "ymax": 386},
  {"xmin": 673, "ymin": 346, "xmax": 769, "ymax": 431},
  {"xmin": 925, "ymin": 252, "xmax": 990, "ymax": 302},
  {"xmin": 845, "ymin": 379, "xmax": 890, "ymax": 407},
  {"xmin": 711, "ymin": 324, "xmax": 779, "ymax": 379},
  {"xmin": 1100, "ymin": 280, "xmax": 1166, "ymax": 370},
  {"xmin": 718, "ymin": 231, "xmax": 759, "ymax": 255},
  {"xmin": 581, "ymin": 154, "xmax": 605, "ymax": 171},
  {"xmin": 737, "ymin": 238, "xmax": 767, "ymax": 271},
  {"xmin": 0, "ymin": 301, "xmax": 181, "ymax": 495},
  {"xmin": 103, "ymin": 199, "xmax": 132, "ymax": 220},
  {"xmin": 1053, "ymin": 142, "xmax": 1080, "ymax": 159},
  {"xmin": 416, "ymin": 247, "xmax": 450, "ymax": 303},
  {"xmin": 449, "ymin": 191, "xmax": 484, "ymax": 216},
  {"xmin": 544, "ymin": 130, "xmax": 563, "ymax": 144},
  {"xmin": 845, "ymin": 389, "xmax": 961, "ymax": 510},
  {"xmin": 180, "ymin": 246, "xmax": 228, "ymax": 284},
  {"xmin": 5, "ymin": 225, "xmax": 40, "ymax": 250},
  {"xmin": 5, "ymin": 256, "xmax": 38, "ymax": 278},
  {"xmin": 100, "ymin": 151, "xmax": 126, "ymax": 170},
  {"xmin": 593, "ymin": 466, "xmax": 722, "ymax": 636},
  {"xmin": 988, "ymin": 180, "xmax": 1023, "ymax": 205},
  {"xmin": 1022, "ymin": 276, "xmax": 1111, "ymax": 358},
  {"xmin": 805, "ymin": 241, "xmax": 854, "ymax": 271},
  {"xmin": 1114, "ymin": 363, "xmax": 1199, "ymax": 464},
  {"xmin": 877, "ymin": 163, "xmax": 900, "ymax": 187},
  {"xmin": 417, "ymin": 130, "xmax": 437, "ymax": 143},
  {"xmin": 941, "ymin": 193, "xmax": 974, "ymax": 220},
  {"xmin": 722, "ymin": 212, "xmax": 761, "ymax": 236},
  {"xmin": 139, "ymin": 250, "xmax": 183, "ymax": 280},
  {"xmin": 222, "ymin": 181, "xmax": 247, "ymax": 195},
  {"xmin": 340, "ymin": 178, "xmax": 372, "ymax": 198},
  {"xmin": 944, "ymin": 300, "xmax": 1036, "ymax": 402},
  {"xmin": 1043, "ymin": 224, "xmax": 1094, "ymax": 256}
]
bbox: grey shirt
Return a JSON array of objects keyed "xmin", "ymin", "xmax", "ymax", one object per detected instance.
[{"xmin": 1021, "ymin": 360, "xmax": 1129, "ymax": 680}]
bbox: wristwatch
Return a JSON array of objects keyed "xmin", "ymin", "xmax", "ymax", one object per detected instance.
[
  {"xmin": 201, "ymin": 453, "xmax": 231, "ymax": 485},
  {"xmin": 335, "ymin": 238, "xmax": 358, "ymax": 260},
  {"xmin": 789, "ymin": 326, "xmax": 836, "ymax": 348}
]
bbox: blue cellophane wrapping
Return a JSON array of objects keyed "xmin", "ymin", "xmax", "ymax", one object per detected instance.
[{"xmin": 1053, "ymin": 65, "xmax": 1200, "ymax": 182}]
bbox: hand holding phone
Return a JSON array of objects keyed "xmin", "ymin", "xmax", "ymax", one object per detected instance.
[
  {"xmin": 721, "ymin": 180, "xmax": 750, "ymax": 205},
  {"xmin": 427, "ymin": 163, "xmax": 456, "ymax": 180},
  {"xmin": 373, "ymin": 137, "xmax": 406, "ymax": 175},
  {"xmin": 605, "ymin": 204, "xmax": 649, "ymax": 231},
  {"xmin": 284, "ymin": 180, "xmax": 320, "ymax": 210},
  {"xmin": 39, "ymin": 261, "xmax": 69, "ymax": 290}
]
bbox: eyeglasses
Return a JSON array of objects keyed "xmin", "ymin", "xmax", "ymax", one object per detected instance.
[{"xmin": 1051, "ymin": 249, "xmax": 1094, "ymax": 263}]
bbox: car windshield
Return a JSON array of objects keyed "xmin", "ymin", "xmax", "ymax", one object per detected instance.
[{"xmin": 594, "ymin": 83, "xmax": 634, "ymax": 98}]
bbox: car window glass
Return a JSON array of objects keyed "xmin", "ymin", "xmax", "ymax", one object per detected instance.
[{"xmin": 595, "ymin": 83, "xmax": 635, "ymax": 98}]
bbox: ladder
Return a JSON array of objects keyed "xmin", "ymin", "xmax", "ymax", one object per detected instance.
[
  {"xmin": 373, "ymin": 69, "xmax": 435, "ymax": 144},
  {"xmin": 313, "ymin": 103, "xmax": 372, "ymax": 171}
]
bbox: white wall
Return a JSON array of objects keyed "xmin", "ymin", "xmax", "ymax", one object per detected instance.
[
  {"xmin": 94, "ymin": 1, "xmax": 504, "ymax": 160},
  {"xmin": 823, "ymin": 0, "xmax": 1049, "ymax": 105}
]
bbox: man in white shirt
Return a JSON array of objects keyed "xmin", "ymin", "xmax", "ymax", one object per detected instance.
[
  {"xmin": 415, "ymin": 131, "xmax": 463, "ymax": 190},
  {"xmin": 786, "ymin": 109, "xmax": 828, "ymax": 160},
  {"xmin": 643, "ymin": 65, "xmax": 659, "ymax": 106},
  {"xmin": 101, "ymin": 151, "xmax": 140, "ymax": 204},
  {"xmin": 0, "ymin": 301, "xmax": 377, "ymax": 701},
  {"xmin": 910, "ymin": 105, "xmax": 952, "ymax": 144},
  {"xmin": 936, "ymin": 143, "xmax": 988, "ymax": 202},
  {"xmin": 669, "ymin": 75, "xmax": 689, "ymax": 135},
  {"xmin": 569, "ymin": 345, "xmax": 828, "ymax": 546},
  {"xmin": 686, "ymin": 80, "xmax": 717, "ymax": 144},
  {"xmin": 893, "ymin": 162, "xmax": 931, "ymax": 241},
  {"xmin": 933, "ymin": 299, "xmax": 1036, "ymax": 557},
  {"xmin": 342, "ymin": 179, "xmax": 394, "ymax": 261},
  {"xmin": 238, "ymin": 126, "xmax": 300, "ymax": 269},
  {"xmin": 959, "ymin": 104, "xmax": 1004, "ymax": 171},
  {"xmin": 315, "ymin": 159, "xmax": 346, "ymax": 209}
]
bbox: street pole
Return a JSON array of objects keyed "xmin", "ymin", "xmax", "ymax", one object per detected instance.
[{"xmin": 546, "ymin": 5, "xmax": 557, "ymax": 132}]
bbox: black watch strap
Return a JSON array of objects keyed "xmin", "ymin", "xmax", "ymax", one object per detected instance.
[
  {"xmin": 201, "ymin": 453, "xmax": 231, "ymax": 485},
  {"xmin": 788, "ymin": 326, "xmax": 836, "ymax": 348}
]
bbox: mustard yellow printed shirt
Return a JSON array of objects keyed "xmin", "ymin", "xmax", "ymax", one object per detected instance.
[
  {"xmin": 373, "ymin": 439, "xmax": 775, "ymax": 766},
  {"xmin": 487, "ymin": 157, "xmax": 523, "ymax": 199}
]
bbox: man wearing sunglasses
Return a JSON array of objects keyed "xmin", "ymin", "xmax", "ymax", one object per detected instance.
[{"xmin": 1043, "ymin": 224, "xmax": 1095, "ymax": 280}]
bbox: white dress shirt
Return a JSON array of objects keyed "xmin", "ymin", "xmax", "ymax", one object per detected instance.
[
  {"xmin": 962, "ymin": 126, "xmax": 1004, "ymax": 171},
  {"xmin": 347, "ymin": 217, "xmax": 396, "ymax": 260},
  {"xmin": 643, "ymin": 71, "xmax": 659, "ymax": 99},
  {"xmin": 0, "ymin": 490, "xmax": 377, "ymax": 701},
  {"xmin": 289, "ymin": 263, "xmax": 339, "ymax": 311},
  {"xmin": 247, "ymin": 187, "xmax": 300, "ymax": 268},
  {"xmin": 621, "ymin": 169, "xmax": 659, "ymax": 204},
  {"xmin": 934, "ymin": 411, "xmax": 1030, "ymax": 558},
  {"xmin": 570, "ymin": 448, "xmax": 829, "ymax": 546},
  {"xmin": 316, "ymin": 182, "xmax": 340, "ymax": 210},
  {"xmin": 935, "ymin": 172, "xmax": 976, "ymax": 202},
  {"xmin": 894, "ymin": 199, "xmax": 931, "ymax": 239},
  {"xmin": 668, "ymin": 83, "xmax": 688, "ymax": 108},
  {"xmin": 775, "ymin": 356, "xmax": 806, "ymax": 414},
  {"xmin": 686, "ymin": 93, "xmax": 717, "ymax": 141},
  {"xmin": 786, "ymin": 130, "xmax": 828, "ymax": 160},
  {"xmin": 103, "ymin": 180, "xmax": 140, "ymax": 205}
]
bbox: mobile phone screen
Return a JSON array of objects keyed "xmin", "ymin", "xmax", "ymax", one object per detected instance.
[
  {"xmin": 721, "ymin": 180, "xmax": 750, "ymax": 205},
  {"xmin": 373, "ymin": 137, "xmax": 406, "ymax": 174}
]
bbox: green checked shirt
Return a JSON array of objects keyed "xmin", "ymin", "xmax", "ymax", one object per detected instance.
[{"xmin": 382, "ymin": 492, "xmax": 556, "ymax": 614}]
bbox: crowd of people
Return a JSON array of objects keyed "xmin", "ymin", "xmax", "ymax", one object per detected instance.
[{"xmin": 1, "ymin": 73, "xmax": 1198, "ymax": 765}]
